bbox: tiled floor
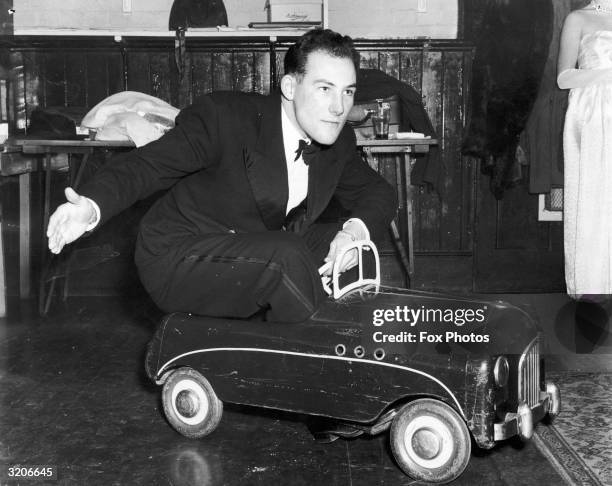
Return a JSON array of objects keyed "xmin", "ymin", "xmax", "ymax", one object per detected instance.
[{"xmin": 0, "ymin": 291, "xmax": 609, "ymax": 485}]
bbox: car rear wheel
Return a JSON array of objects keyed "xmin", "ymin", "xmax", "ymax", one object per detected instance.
[
  {"xmin": 390, "ymin": 398, "xmax": 471, "ymax": 484},
  {"xmin": 162, "ymin": 367, "xmax": 223, "ymax": 438}
]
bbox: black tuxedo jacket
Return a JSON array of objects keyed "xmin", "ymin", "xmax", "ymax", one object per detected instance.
[{"xmin": 79, "ymin": 91, "xmax": 397, "ymax": 258}]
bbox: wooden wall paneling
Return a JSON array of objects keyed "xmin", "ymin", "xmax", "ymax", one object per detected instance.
[
  {"xmin": 22, "ymin": 50, "xmax": 42, "ymax": 130},
  {"xmin": 212, "ymin": 52, "xmax": 233, "ymax": 91},
  {"xmin": 378, "ymin": 51, "xmax": 400, "ymax": 79},
  {"xmin": 169, "ymin": 50, "xmax": 182, "ymax": 108},
  {"xmin": 358, "ymin": 51, "xmax": 379, "ymax": 69},
  {"xmin": 191, "ymin": 51, "xmax": 213, "ymax": 99},
  {"xmin": 460, "ymin": 153, "xmax": 477, "ymax": 254},
  {"xmin": 462, "ymin": 48, "xmax": 475, "ymax": 256},
  {"xmin": 253, "ymin": 51, "xmax": 270, "ymax": 95},
  {"xmin": 85, "ymin": 52, "xmax": 105, "ymax": 107},
  {"xmin": 273, "ymin": 48, "xmax": 287, "ymax": 90},
  {"xmin": 126, "ymin": 50, "xmax": 153, "ymax": 96},
  {"xmin": 234, "ymin": 51, "xmax": 254, "ymax": 93},
  {"xmin": 85, "ymin": 51, "xmax": 120, "ymax": 107},
  {"xmin": 148, "ymin": 50, "xmax": 175, "ymax": 105},
  {"xmin": 399, "ymin": 49, "xmax": 426, "ymax": 256},
  {"xmin": 418, "ymin": 49, "xmax": 444, "ymax": 251},
  {"xmin": 106, "ymin": 51, "xmax": 125, "ymax": 99},
  {"xmin": 421, "ymin": 50, "xmax": 444, "ymax": 142},
  {"xmin": 65, "ymin": 51, "xmax": 87, "ymax": 108},
  {"xmin": 399, "ymin": 50, "xmax": 423, "ymax": 92},
  {"xmin": 43, "ymin": 51, "xmax": 66, "ymax": 107},
  {"xmin": 177, "ymin": 48, "xmax": 193, "ymax": 108},
  {"xmin": 440, "ymin": 50, "xmax": 467, "ymax": 251},
  {"xmin": 9, "ymin": 51, "xmax": 25, "ymax": 132}
]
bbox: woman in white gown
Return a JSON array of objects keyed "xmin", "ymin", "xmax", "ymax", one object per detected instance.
[{"xmin": 559, "ymin": 0, "xmax": 612, "ymax": 298}]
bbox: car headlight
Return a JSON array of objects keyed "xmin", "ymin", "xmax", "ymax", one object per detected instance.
[{"xmin": 493, "ymin": 356, "xmax": 509, "ymax": 387}]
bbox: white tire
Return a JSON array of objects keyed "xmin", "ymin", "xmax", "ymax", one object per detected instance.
[
  {"xmin": 390, "ymin": 398, "xmax": 471, "ymax": 483},
  {"xmin": 162, "ymin": 367, "xmax": 223, "ymax": 438}
]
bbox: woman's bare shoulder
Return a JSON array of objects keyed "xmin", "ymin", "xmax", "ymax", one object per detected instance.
[
  {"xmin": 562, "ymin": 8, "xmax": 605, "ymax": 33},
  {"xmin": 565, "ymin": 8, "xmax": 592, "ymax": 24}
]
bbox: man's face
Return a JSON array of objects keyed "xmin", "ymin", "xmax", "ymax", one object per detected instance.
[{"xmin": 287, "ymin": 50, "xmax": 357, "ymax": 145}]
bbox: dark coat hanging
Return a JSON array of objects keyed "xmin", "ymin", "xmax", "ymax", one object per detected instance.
[{"xmin": 461, "ymin": 0, "xmax": 554, "ymax": 199}]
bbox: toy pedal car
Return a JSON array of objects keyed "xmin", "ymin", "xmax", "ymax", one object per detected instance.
[{"xmin": 145, "ymin": 241, "xmax": 561, "ymax": 484}]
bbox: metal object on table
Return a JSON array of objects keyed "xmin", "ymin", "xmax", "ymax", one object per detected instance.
[{"xmin": 356, "ymin": 137, "xmax": 438, "ymax": 287}]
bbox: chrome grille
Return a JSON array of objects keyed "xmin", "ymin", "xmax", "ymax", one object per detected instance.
[{"xmin": 518, "ymin": 336, "xmax": 540, "ymax": 406}]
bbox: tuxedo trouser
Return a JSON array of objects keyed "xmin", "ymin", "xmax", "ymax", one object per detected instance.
[{"xmin": 135, "ymin": 223, "xmax": 342, "ymax": 323}]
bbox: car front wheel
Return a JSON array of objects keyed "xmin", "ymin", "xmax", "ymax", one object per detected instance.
[
  {"xmin": 390, "ymin": 398, "xmax": 471, "ymax": 484},
  {"xmin": 162, "ymin": 367, "xmax": 223, "ymax": 438}
]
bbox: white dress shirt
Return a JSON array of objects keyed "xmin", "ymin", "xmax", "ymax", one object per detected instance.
[
  {"xmin": 281, "ymin": 105, "xmax": 309, "ymax": 215},
  {"xmin": 280, "ymin": 105, "xmax": 369, "ymax": 240}
]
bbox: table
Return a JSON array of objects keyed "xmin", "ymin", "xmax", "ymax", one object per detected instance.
[
  {"xmin": 2, "ymin": 138, "xmax": 134, "ymax": 314},
  {"xmin": 1, "ymin": 136, "xmax": 436, "ymax": 314},
  {"xmin": 356, "ymin": 137, "xmax": 438, "ymax": 286},
  {"xmin": 15, "ymin": 139, "xmax": 134, "ymax": 243}
]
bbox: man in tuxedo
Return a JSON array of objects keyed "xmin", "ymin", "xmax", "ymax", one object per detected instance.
[{"xmin": 46, "ymin": 29, "xmax": 397, "ymax": 322}]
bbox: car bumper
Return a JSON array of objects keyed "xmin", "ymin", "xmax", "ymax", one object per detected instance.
[{"xmin": 494, "ymin": 382, "xmax": 561, "ymax": 441}]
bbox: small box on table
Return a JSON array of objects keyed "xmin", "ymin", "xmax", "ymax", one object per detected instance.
[{"xmin": 266, "ymin": 0, "xmax": 322, "ymax": 23}]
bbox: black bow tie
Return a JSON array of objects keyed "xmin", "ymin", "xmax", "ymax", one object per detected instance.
[{"xmin": 294, "ymin": 139, "xmax": 318, "ymax": 165}]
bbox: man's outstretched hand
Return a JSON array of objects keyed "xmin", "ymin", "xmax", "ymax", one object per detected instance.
[{"xmin": 47, "ymin": 187, "xmax": 96, "ymax": 254}]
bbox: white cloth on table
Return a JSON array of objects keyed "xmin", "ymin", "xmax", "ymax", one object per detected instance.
[{"xmin": 81, "ymin": 91, "xmax": 179, "ymax": 147}]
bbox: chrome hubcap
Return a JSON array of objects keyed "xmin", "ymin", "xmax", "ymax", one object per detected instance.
[
  {"xmin": 412, "ymin": 427, "xmax": 442, "ymax": 460},
  {"xmin": 171, "ymin": 378, "xmax": 209, "ymax": 425},
  {"xmin": 176, "ymin": 390, "xmax": 200, "ymax": 418},
  {"xmin": 403, "ymin": 415, "xmax": 454, "ymax": 468}
]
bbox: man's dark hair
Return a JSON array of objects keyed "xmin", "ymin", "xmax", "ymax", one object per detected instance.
[{"xmin": 284, "ymin": 28, "xmax": 360, "ymax": 77}]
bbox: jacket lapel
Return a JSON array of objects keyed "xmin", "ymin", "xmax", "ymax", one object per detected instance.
[
  {"xmin": 243, "ymin": 94, "xmax": 345, "ymax": 231},
  {"xmin": 244, "ymin": 94, "xmax": 289, "ymax": 230}
]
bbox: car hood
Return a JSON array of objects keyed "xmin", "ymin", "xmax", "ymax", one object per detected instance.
[{"xmin": 310, "ymin": 285, "xmax": 541, "ymax": 356}]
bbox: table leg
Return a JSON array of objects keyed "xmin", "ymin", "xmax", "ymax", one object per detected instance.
[
  {"xmin": 19, "ymin": 173, "xmax": 31, "ymax": 298},
  {"xmin": 0, "ymin": 217, "xmax": 5, "ymax": 317},
  {"xmin": 38, "ymin": 153, "xmax": 53, "ymax": 315},
  {"xmin": 62, "ymin": 152, "xmax": 91, "ymax": 301},
  {"xmin": 73, "ymin": 152, "xmax": 90, "ymax": 188},
  {"xmin": 390, "ymin": 219, "xmax": 411, "ymax": 286},
  {"xmin": 391, "ymin": 154, "xmax": 414, "ymax": 286},
  {"xmin": 362, "ymin": 146, "xmax": 414, "ymax": 285},
  {"xmin": 404, "ymin": 153, "xmax": 415, "ymax": 279}
]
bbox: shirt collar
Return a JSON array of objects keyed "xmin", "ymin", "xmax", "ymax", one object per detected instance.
[{"xmin": 281, "ymin": 104, "xmax": 310, "ymax": 154}]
